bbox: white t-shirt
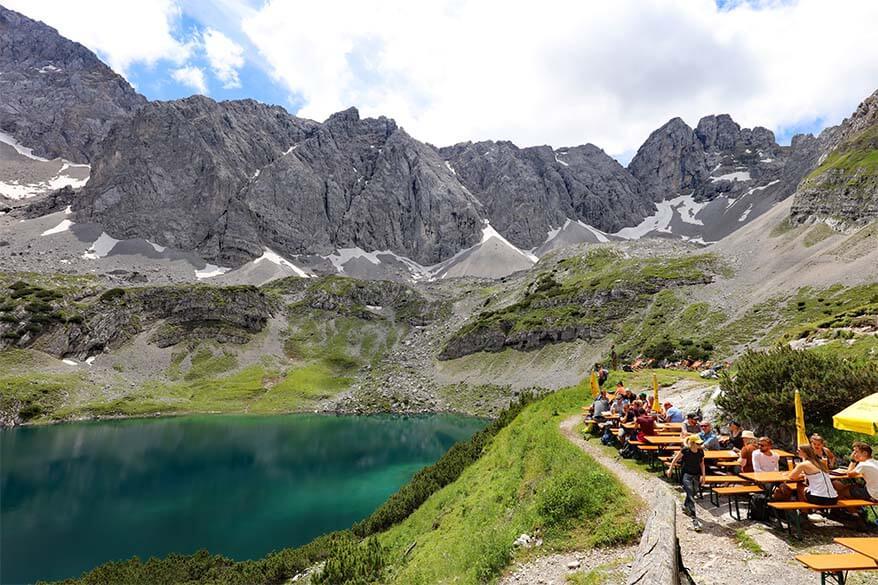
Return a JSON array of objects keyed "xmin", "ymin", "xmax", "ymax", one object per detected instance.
[
  {"xmin": 855, "ymin": 459, "xmax": 878, "ymax": 499},
  {"xmin": 752, "ymin": 450, "xmax": 779, "ymax": 472}
]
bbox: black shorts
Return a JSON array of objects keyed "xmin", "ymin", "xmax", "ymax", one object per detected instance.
[{"xmin": 805, "ymin": 492, "xmax": 838, "ymax": 506}]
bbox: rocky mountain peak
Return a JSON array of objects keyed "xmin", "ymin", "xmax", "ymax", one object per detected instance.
[
  {"xmin": 790, "ymin": 88, "xmax": 878, "ymax": 227},
  {"xmin": 695, "ymin": 114, "xmax": 740, "ymax": 151},
  {"xmin": 0, "ymin": 5, "xmax": 145, "ymax": 162},
  {"xmin": 627, "ymin": 117, "xmax": 707, "ymax": 200}
]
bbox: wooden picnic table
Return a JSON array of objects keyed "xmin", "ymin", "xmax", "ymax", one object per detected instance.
[
  {"xmin": 835, "ymin": 538, "xmax": 878, "ymax": 561},
  {"xmin": 740, "ymin": 470, "xmax": 803, "ymax": 498},
  {"xmin": 740, "ymin": 471, "xmax": 802, "ymax": 484},
  {"xmin": 644, "ymin": 435, "xmax": 684, "ymax": 445},
  {"xmin": 702, "ymin": 450, "xmax": 739, "ymax": 460}
]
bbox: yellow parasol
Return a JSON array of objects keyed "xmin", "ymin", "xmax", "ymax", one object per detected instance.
[
  {"xmin": 589, "ymin": 370, "xmax": 600, "ymax": 400},
  {"xmin": 652, "ymin": 373, "xmax": 661, "ymax": 413},
  {"xmin": 794, "ymin": 389, "xmax": 808, "ymax": 447},
  {"xmin": 833, "ymin": 392, "xmax": 878, "ymax": 436}
]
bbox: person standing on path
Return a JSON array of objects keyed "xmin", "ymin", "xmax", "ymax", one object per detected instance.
[{"xmin": 667, "ymin": 435, "xmax": 706, "ymax": 531}]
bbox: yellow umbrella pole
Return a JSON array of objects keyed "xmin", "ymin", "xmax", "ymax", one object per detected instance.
[
  {"xmin": 794, "ymin": 389, "xmax": 808, "ymax": 447},
  {"xmin": 652, "ymin": 373, "xmax": 661, "ymax": 413}
]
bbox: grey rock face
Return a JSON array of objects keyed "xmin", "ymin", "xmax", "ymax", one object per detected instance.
[
  {"xmin": 628, "ymin": 112, "xmax": 823, "ymax": 212},
  {"xmin": 790, "ymin": 89, "xmax": 878, "ymax": 226},
  {"xmin": 0, "ymin": 6, "xmax": 145, "ymax": 162},
  {"xmin": 628, "ymin": 117, "xmax": 708, "ymax": 201},
  {"xmin": 75, "ymin": 96, "xmax": 317, "ymax": 260},
  {"xmin": 440, "ymin": 141, "xmax": 652, "ymax": 249},
  {"xmin": 77, "ymin": 100, "xmax": 483, "ymax": 266}
]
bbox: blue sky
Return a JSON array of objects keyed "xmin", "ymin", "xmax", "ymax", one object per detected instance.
[{"xmin": 7, "ymin": 0, "xmax": 877, "ymax": 160}]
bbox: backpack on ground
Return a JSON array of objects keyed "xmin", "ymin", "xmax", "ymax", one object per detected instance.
[{"xmin": 748, "ymin": 493, "xmax": 769, "ymax": 521}]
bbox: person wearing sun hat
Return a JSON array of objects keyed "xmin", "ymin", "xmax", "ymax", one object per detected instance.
[
  {"xmin": 737, "ymin": 430, "xmax": 758, "ymax": 473},
  {"xmin": 667, "ymin": 434, "xmax": 706, "ymax": 531}
]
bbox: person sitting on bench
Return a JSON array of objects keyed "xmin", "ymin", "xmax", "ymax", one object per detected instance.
[
  {"xmin": 737, "ymin": 430, "xmax": 758, "ymax": 473},
  {"xmin": 753, "ymin": 436, "xmax": 780, "ymax": 472},
  {"xmin": 833, "ymin": 441, "xmax": 878, "ymax": 502},
  {"xmin": 809, "ymin": 433, "xmax": 837, "ymax": 469},
  {"xmin": 787, "ymin": 445, "xmax": 838, "ymax": 506},
  {"xmin": 697, "ymin": 421, "xmax": 721, "ymax": 450}
]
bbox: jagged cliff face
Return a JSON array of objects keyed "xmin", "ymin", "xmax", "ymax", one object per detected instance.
[
  {"xmin": 790, "ymin": 90, "xmax": 878, "ymax": 227},
  {"xmin": 0, "ymin": 6, "xmax": 145, "ymax": 163},
  {"xmin": 439, "ymin": 141, "xmax": 652, "ymax": 249},
  {"xmin": 628, "ymin": 113, "xmax": 821, "ymax": 205},
  {"xmin": 74, "ymin": 97, "xmax": 317, "ymax": 261},
  {"xmin": 76, "ymin": 100, "xmax": 484, "ymax": 266}
]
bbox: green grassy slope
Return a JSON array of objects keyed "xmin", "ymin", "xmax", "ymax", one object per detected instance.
[{"xmin": 377, "ymin": 385, "xmax": 641, "ymax": 584}]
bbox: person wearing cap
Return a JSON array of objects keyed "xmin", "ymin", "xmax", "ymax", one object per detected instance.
[
  {"xmin": 667, "ymin": 434, "xmax": 706, "ymax": 531},
  {"xmin": 697, "ymin": 421, "xmax": 721, "ymax": 450},
  {"xmin": 681, "ymin": 413, "xmax": 700, "ymax": 436},
  {"xmin": 662, "ymin": 402, "xmax": 684, "ymax": 423},
  {"xmin": 737, "ymin": 431, "xmax": 759, "ymax": 473}
]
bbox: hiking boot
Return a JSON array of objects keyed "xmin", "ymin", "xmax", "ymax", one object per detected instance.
[
  {"xmin": 682, "ymin": 506, "xmax": 694, "ymax": 518},
  {"xmin": 692, "ymin": 519, "xmax": 703, "ymax": 532}
]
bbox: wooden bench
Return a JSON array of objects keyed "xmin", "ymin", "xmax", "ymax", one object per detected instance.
[
  {"xmin": 769, "ymin": 499, "xmax": 878, "ymax": 539},
  {"xmin": 700, "ymin": 475, "xmax": 751, "ymax": 505},
  {"xmin": 795, "ymin": 552, "xmax": 878, "ymax": 585},
  {"xmin": 712, "ymin": 485, "xmax": 763, "ymax": 520}
]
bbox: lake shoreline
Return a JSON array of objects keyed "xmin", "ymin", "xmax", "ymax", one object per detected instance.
[{"xmin": 3, "ymin": 402, "xmax": 495, "ymax": 429}]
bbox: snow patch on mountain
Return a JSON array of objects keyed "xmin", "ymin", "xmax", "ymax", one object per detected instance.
[
  {"xmin": 710, "ymin": 170, "xmax": 751, "ymax": 182},
  {"xmin": 255, "ymin": 248, "xmax": 310, "ymax": 277},
  {"xmin": 481, "ymin": 222, "xmax": 539, "ymax": 262},
  {"xmin": 81, "ymin": 233, "xmax": 120, "ymax": 259},
  {"xmin": 40, "ymin": 219, "xmax": 73, "ymax": 236},
  {"xmin": 195, "ymin": 264, "xmax": 230, "ymax": 279}
]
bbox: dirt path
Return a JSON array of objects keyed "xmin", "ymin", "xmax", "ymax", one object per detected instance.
[{"xmin": 503, "ymin": 416, "xmax": 878, "ymax": 585}]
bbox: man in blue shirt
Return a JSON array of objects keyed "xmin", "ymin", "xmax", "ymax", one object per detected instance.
[
  {"xmin": 697, "ymin": 421, "xmax": 721, "ymax": 450},
  {"xmin": 663, "ymin": 402, "xmax": 684, "ymax": 423}
]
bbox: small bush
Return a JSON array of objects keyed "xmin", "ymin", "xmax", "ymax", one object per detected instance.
[
  {"xmin": 100, "ymin": 288, "xmax": 126, "ymax": 302},
  {"xmin": 312, "ymin": 537, "xmax": 384, "ymax": 585}
]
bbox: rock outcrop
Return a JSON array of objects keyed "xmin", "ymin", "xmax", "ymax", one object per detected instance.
[
  {"xmin": 0, "ymin": 6, "xmax": 145, "ymax": 163},
  {"xmin": 439, "ymin": 141, "xmax": 653, "ymax": 249},
  {"xmin": 790, "ymin": 90, "xmax": 878, "ymax": 227},
  {"xmin": 1, "ymin": 282, "xmax": 273, "ymax": 359}
]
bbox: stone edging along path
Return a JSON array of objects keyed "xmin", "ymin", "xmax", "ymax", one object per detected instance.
[{"xmin": 502, "ymin": 416, "xmax": 841, "ymax": 585}]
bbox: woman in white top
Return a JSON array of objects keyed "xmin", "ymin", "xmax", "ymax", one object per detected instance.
[{"xmin": 788, "ymin": 444, "xmax": 838, "ymax": 506}]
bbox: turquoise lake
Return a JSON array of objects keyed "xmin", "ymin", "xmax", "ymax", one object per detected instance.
[{"xmin": 0, "ymin": 413, "xmax": 486, "ymax": 584}]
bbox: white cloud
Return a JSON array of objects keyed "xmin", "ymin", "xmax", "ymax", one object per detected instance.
[
  {"xmin": 203, "ymin": 28, "xmax": 245, "ymax": 88},
  {"xmin": 172, "ymin": 66, "xmax": 208, "ymax": 94},
  {"xmin": 4, "ymin": 0, "xmax": 192, "ymax": 77},
  {"xmin": 242, "ymin": 0, "xmax": 878, "ymax": 157}
]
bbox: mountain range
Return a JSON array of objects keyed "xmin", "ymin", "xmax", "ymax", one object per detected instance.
[{"xmin": 0, "ymin": 4, "xmax": 876, "ymax": 283}]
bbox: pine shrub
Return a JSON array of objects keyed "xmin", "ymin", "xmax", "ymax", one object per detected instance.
[{"xmin": 717, "ymin": 346, "xmax": 878, "ymax": 445}]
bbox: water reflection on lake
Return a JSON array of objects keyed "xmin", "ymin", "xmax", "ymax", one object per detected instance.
[{"xmin": 0, "ymin": 413, "xmax": 486, "ymax": 584}]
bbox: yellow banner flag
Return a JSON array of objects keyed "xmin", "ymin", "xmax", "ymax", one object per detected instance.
[
  {"xmin": 590, "ymin": 370, "xmax": 600, "ymax": 399},
  {"xmin": 795, "ymin": 389, "xmax": 808, "ymax": 447},
  {"xmin": 652, "ymin": 373, "xmax": 661, "ymax": 413}
]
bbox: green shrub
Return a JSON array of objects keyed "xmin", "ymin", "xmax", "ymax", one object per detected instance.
[
  {"xmin": 18, "ymin": 402, "xmax": 42, "ymax": 421},
  {"xmin": 100, "ymin": 288, "xmax": 126, "ymax": 302},
  {"xmin": 717, "ymin": 347, "xmax": 878, "ymax": 445},
  {"xmin": 312, "ymin": 537, "xmax": 384, "ymax": 585},
  {"xmin": 473, "ymin": 534, "xmax": 512, "ymax": 583}
]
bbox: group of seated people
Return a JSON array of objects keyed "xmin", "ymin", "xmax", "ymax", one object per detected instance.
[{"xmin": 586, "ymin": 388, "xmax": 878, "ymax": 513}]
